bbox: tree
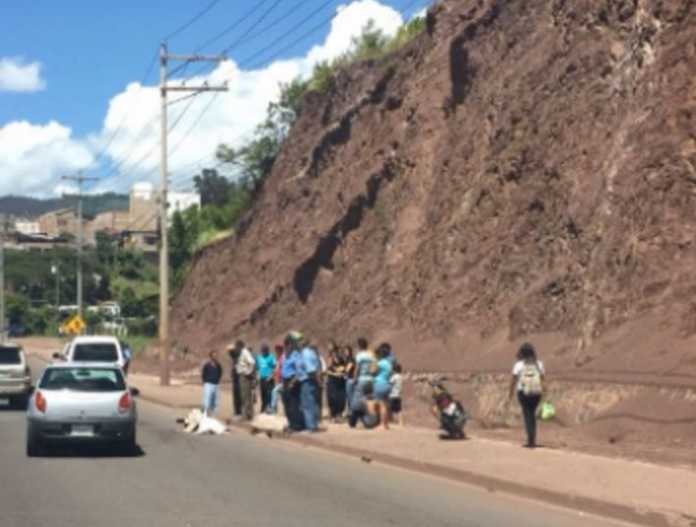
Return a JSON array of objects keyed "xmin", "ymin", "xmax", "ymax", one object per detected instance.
[
  {"xmin": 95, "ymin": 231, "xmax": 116, "ymax": 266},
  {"xmin": 350, "ymin": 19, "xmax": 389, "ymax": 61},
  {"xmin": 94, "ymin": 274, "xmax": 111, "ymax": 302},
  {"xmin": 216, "ymin": 79, "xmax": 308, "ymax": 195},
  {"xmin": 120, "ymin": 287, "xmax": 146, "ymax": 318},
  {"xmin": 169, "ymin": 210, "xmax": 191, "ymax": 275},
  {"xmin": 193, "ymin": 169, "xmax": 232, "ymax": 207},
  {"xmin": 267, "ymin": 77, "xmax": 308, "ymax": 136}
]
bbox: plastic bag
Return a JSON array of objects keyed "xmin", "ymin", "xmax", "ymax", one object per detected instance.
[{"xmin": 539, "ymin": 401, "xmax": 556, "ymax": 421}]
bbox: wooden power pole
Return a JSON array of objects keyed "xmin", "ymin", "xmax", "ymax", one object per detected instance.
[
  {"xmin": 63, "ymin": 172, "xmax": 98, "ymax": 319},
  {"xmin": 158, "ymin": 42, "xmax": 227, "ymax": 386}
]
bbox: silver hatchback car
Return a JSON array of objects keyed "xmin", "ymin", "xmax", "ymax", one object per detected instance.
[
  {"xmin": 0, "ymin": 343, "xmax": 32, "ymax": 408},
  {"xmin": 26, "ymin": 363, "xmax": 137, "ymax": 456}
]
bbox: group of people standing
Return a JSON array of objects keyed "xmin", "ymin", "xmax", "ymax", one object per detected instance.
[
  {"xmin": 201, "ymin": 334, "xmax": 548, "ymax": 448},
  {"xmin": 200, "ymin": 332, "xmax": 404, "ymax": 433}
]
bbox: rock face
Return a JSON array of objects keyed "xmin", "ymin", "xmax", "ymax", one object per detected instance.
[{"xmin": 172, "ymin": 0, "xmax": 696, "ymax": 380}]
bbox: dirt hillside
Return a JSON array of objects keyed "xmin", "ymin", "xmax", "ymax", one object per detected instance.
[
  {"xmin": 168, "ymin": 0, "xmax": 696, "ymax": 458},
  {"xmin": 172, "ymin": 0, "xmax": 696, "ymax": 382}
]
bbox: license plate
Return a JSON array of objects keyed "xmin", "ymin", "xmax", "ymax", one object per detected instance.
[{"xmin": 71, "ymin": 425, "xmax": 94, "ymax": 437}]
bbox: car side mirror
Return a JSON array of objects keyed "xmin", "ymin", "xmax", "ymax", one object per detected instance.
[
  {"xmin": 129, "ymin": 387, "xmax": 140, "ymax": 397},
  {"xmin": 52, "ymin": 352, "xmax": 65, "ymax": 360}
]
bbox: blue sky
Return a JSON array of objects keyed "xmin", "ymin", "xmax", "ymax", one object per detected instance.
[{"xmin": 0, "ymin": 0, "xmax": 429, "ymax": 197}]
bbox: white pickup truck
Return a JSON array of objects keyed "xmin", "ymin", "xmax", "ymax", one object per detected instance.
[{"xmin": 58, "ymin": 336, "xmax": 130, "ymax": 371}]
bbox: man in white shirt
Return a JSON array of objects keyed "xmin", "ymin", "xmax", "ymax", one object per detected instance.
[{"xmin": 236, "ymin": 341, "xmax": 256, "ymax": 421}]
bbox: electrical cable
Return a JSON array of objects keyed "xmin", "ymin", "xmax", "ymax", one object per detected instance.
[
  {"xmin": 168, "ymin": 0, "xmax": 273, "ymax": 78},
  {"xmin": 163, "ymin": 0, "xmax": 223, "ymax": 42}
]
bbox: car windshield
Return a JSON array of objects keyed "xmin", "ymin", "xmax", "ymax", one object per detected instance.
[
  {"xmin": 0, "ymin": 347, "xmax": 22, "ymax": 365},
  {"xmin": 40, "ymin": 368, "xmax": 125, "ymax": 392},
  {"xmin": 72, "ymin": 343, "xmax": 118, "ymax": 362}
]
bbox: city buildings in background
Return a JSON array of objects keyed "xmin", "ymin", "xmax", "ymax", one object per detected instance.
[{"xmin": 5, "ymin": 182, "xmax": 200, "ymax": 251}]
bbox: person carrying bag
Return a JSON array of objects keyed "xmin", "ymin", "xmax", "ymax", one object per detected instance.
[{"xmin": 509, "ymin": 342, "xmax": 545, "ymax": 448}]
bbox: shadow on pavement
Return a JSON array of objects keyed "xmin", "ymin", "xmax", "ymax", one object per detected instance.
[
  {"xmin": 0, "ymin": 398, "xmax": 28, "ymax": 412},
  {"xmin": 38, "ymin": 444, "xmax": 146, "ymax": 459}
]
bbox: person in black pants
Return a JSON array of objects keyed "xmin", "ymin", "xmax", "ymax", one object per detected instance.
[
  {"xmin": 227, "ymin": 343, "xmax": 243, "ymax": 418},
  {"xmin": 326, "ymin": 348, "xmax": 347, "ymax": 421},
  {"xmin": 509, "ymin": 342, "xmax": 546, "ymax": 448}
]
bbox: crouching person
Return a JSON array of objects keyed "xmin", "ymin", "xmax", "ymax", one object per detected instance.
[
  {"xmin": 430, "ymin": 382, "xmax": 467, "ymax": 440},
  {"xmin": 348, "ymin": 382, "xmax": 380, "ymax": 429}
]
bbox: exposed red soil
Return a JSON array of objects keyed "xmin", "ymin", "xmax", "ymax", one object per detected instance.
[{"xmin": 170, "ymin": 0, "xmax": 696, "ymax": 462}]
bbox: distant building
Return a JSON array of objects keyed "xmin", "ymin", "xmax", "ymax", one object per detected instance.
[
  {"xmin": 38, "ymin": 208, "xmax": 79, "ymax": 238},
  {"xmin": 14, "ymin": 220, "xmax": 40, "ymax": 235},
  {"xmin": 129, "ymin": 182, "xmax": 158, "ymax": 232},
  {"xmin": 86, "ymin": 210, "xmax": 130, "ymax": 244}
]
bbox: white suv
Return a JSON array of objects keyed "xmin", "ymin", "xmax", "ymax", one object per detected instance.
[
  {"xmin": 0, "ymin": 343, "xmax": 32, "ymax": 408},
  {"xmin": 61, "ymin": 336, "xmax": 128, "ymax": 370}
]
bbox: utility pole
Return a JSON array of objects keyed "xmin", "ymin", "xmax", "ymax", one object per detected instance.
[
  {"xmin": 158, "ymin": 42, "xmax": 227, "ymax": 386},
  {"xmin": 51, "ymin": 264, "xmax": 60, "ymax": 310},
  {"xmin": 62, "ymin": 172, "xmax": 98, "ymax": 319},
  {"xmin": 0, "ymin": 215, "xmax": 7, "ymax": 343}
]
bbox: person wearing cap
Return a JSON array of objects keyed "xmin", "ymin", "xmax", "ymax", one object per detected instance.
[
  {"xmin": 236, "ymin": 341, "xmax": 257, "ymax": 421},
  {"xmin": 256, "ymin": 344, "xmax": 276, "ymax": 413}
]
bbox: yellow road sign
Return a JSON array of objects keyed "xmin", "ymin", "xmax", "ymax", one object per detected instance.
[{"xmin": 62, "ymin": 315, "xmax": 86, "ymax": 335}]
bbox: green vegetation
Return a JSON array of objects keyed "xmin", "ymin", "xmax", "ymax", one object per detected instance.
[
  {"xmin": 309, "ymin": 16, "xmax": 426, "ymax": 93},
  {"xmin": 4, "ymin": 240, "xmax": 158, "ymax": 338}
]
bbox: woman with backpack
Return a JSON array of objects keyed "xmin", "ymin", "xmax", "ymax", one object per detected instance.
[{"xmin": 509, "ymin": 342, "xmax": 545, "ymax": 448}]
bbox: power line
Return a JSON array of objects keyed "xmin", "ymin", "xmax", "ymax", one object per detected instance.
[
  {"xmin": 163, "ymin": 0, "xmax": 223, "ymax": 42},
  {"xmin": 240, "ymin": 0, "xmax": 430, "ymax": 70},
  {"xmin": 237, "ymin": 0, "xmax": 338, "ymax": 69},
  {"xmin": 169, "ymin": 0, "xmax": 274, "ymax": 77},
  {"xmin": 89, "ymin": 1, "xmax": 222, "ymax": 176},
  {"xmin": 174, "ymin": 0, "xmax": 285, "ymax": 81},
  {"xmin": 89, "ymin": 49, "xmax": 159, "ymax": 168},
  {"xmin": 104, "ymin": 91, "xmax": 200, "ymax": 182},
  {"xmin": 112, "ymin": 0, "xmax": 433, "ymax": 195}
]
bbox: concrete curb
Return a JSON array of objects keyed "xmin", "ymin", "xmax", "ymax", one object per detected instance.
[{"xmin": 134, "ymin": 387, "xmax": 672, "ymax": 527}]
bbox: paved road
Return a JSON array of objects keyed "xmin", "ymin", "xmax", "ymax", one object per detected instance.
[{"xmin": 0, "ymin": 359, "xmax": 627, "ymax": 527}]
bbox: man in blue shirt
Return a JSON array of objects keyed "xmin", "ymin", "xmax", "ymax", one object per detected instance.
[
  {"xmin": 255, "ymin": 344, "xmax": 276, "ymax": 413},
  {"xmin": 281, "ymin": 335, "xmax": 305, "ymax": 431},
  {"xmin": 298, "ymin": 344, "xmax": 321, "ymax": 432}
]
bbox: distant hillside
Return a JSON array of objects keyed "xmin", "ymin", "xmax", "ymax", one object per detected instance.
[{"xmin": 0, "ymin": 193, "xmax": 129, "ymax": 219}]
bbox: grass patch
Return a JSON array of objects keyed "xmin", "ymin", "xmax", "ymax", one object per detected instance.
[{"xmin": 194, "ymin": 228, "xmax": 234, "ymax": 252}]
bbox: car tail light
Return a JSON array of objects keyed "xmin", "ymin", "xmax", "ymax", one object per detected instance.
[
  {"xmin": 118, "ymin": 392, "xmax": 132, "ymax": 414},
  {"xmin": 35, "ymin": 391, "xmax": 47, "ymax": 413}
]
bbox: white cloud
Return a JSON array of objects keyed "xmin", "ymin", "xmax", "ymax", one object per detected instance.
[
  {"xmin": 96, "ymin": 0, "xmax": 405, "ymax": 192},
  {"xmin": 0, "ymin": 121, "xmax": 93, "ymax": 196},
  {"xmin": 0, "ymin": 57, "xmax": 46, "ymax": 92},
  {"xmin": 0, "ymin": 1, "xmax": 409, "ymax": 197}
]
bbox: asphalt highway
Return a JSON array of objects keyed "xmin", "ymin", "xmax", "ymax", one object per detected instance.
[{"xmin": 0, "ymin": 359, "xmax": 628, "ymax": 527}]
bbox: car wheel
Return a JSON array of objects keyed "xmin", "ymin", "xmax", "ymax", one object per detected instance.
[
  {"xmin": 13, "ymin": 394, "xmax": 28, "ymax": 410},
  {"xmin": 26, "ymin": 430, "xmax": 45, "ymax": 457},
  {"xmin": 121, "ymin": 433, "xmax": 137, "ymax": 456}
]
